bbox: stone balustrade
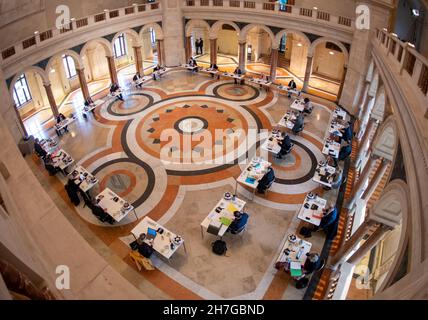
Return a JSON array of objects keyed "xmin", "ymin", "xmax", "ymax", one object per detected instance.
[{"xmin": 0, "ymin": 2, "xmax": 162, "ymax": 65}]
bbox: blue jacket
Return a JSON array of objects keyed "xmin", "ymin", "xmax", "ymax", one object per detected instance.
[
  {"xmin": 339, "ymin": 144, "xmax": 352, "ymax": 161},
  {"xmin": 229, "ymin": 213, "xmax": 249, "ymax": 233},
  {"xmin": 320, "ymin": 207, "xmax": 338, "ymax": 229}
]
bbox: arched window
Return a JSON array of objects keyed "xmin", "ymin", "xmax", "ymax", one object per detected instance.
[
  {"xmin": 279, "ymin": 34, "xmax": 287, "ymax": 53},
  {"xmin": 114, "ymin": 33, "xmax": 127, "ymax": 58},
  {"xmin": 13, "ymin": 74, "xmax": 32, "ymax": 107},
  {"xmin": 150, "ymin": 28, "xmax": 156, "ymax": 47},
  {"xmin": 62, "ymin": 55, "xmax": 77, "ymax": 79}
]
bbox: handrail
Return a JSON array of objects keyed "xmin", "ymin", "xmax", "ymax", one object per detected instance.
[
  {"xmin": 182, "ymin": 0, "xmax": 354, "ymax": 30},
  {"xmin": 0, "ymin": 2, "xmax": 162, "ymax": 64},
  {"xmin": 375, "ymin": 28, "xmax": 428, "ymax": 103}
]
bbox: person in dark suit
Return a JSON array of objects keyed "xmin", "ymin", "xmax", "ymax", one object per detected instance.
[
  {"xmin": 292, "ymin": 112, "xmax": 305, "ymax": 135},
  {"xmin": 65, "ymin": 179, "xmax": 80, "ymax": 206},
  {"xmin": 340, "ymin": 122, "xmax": 353, "ymax": 143},
  {"xmin": 310, "ymin": 205, "xmax": 338, "ymax": 233},
  {"xmin": 209, "ymin": 63, "xmax": 219, "ymax": 78},
  {"xmin": 334, "ymin": 142, "xmax": 352, "ymax": 166},
  {"xmin": 233, "ymin": 67, "xmax": 242, "ymax": 84},
  {"xmin": 277, "ymin": 134, "xmax": 293, "ymax": 159},
  {"xmin": 303, "ymin": 98, "xmax": 313, "ymax": 115},
  {"xmin": 110, "ymin": 83, "xmax": 124, "ymax": 101},
  {"xmin": 199, "ymin": 38, "xmax": 204, "ymax": 54},
  {"xmin": 34, "ymin": 139, "xmax": 47, "ymax": 159},
  {"xmin": 131, "ymin": 233, "xmax": 154, "ymax": 258},
  {"xmin": 56, "ymin": 113, "xmax": 68, "ymax": 135},
  {"xmin": 229, "ymin": 211, "xmax": 249, "ymax": 234},
  {"xmin": 287, "ymin": 79, "xmax": 297, "ymax": 97},
  {"xmin": 257, "ymin": 166, "xmax": 275, "ymax": 193},
  {"xmin": 195, "ymin": 39, "xmax": 200, "ymax": 54}
]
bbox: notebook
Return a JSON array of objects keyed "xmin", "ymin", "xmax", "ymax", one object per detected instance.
[
  {"xmin": 245, "ymin": 177, "xmax": 256, "ymax": 184},
  {"xmin": 290, "ymin": 262, "xmax": 303, "ymax": 277},
  {"xmin": 220, "ymin": 217, "xmax": 232, "ymax": 226},
  {"xmin": 227, "ymin": 203, "xmax": 239, "ymax": 213}
]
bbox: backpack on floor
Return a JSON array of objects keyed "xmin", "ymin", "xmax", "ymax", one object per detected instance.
[
  {"xmin": 295, "ymin": 276, "xmax": 309, "ymax": 289},
  {"xmin": 212, "ymin": 240, "xmax": 227, "ymax": 256},
  {"xmin": 299, "ymin": 226, "xmax": 312, "ymax": 238}
]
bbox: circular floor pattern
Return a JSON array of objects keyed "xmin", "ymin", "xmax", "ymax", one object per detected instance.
[
  {"xmin": 92, "ymin": 158, "xmax": 155, "ymax": 209},
  {"xmin": 107, "ymin": 93, "xmax": 153, "ymax": 116},
  {"xmin": 269, "ymin": 139, "xmax": 318, "ymax": 185},
  {"xmin": 213, "ymin": 83, "xmax": 259, "ymax": 101},
  {"xmin": 175, "ymin": 116, "xmax": 208, "ymax": 135}
]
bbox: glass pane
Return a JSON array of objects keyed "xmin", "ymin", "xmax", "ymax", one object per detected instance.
[
  {"xmin": 68, "ymin": 56, "xmax": 76, "ymax": 77},
  {"xmin": 13, "ymin": 90, "xmax": 20, "ymax": 107}
]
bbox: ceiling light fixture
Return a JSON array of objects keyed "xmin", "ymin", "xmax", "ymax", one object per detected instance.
[
  {"xmin": 329, "ymin": 51, "xmax": 335, "ymax": 55},
  {"xmin": 297, "ymin": 43, "xmax": 303, "ymax": 47}
]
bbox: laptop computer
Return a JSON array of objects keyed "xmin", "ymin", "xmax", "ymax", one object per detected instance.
[
  {"xmin": 207, "ymin": 221, "xmax": 222, "ymax": 235},
  {"xmin": 145, "ymin": 227, "xmax": 157, "ymax": 241}
]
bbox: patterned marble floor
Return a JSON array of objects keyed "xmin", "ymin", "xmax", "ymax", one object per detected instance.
[{"xmin": 28, "ymin": 68, "xmax": 342, "ymax": 300}]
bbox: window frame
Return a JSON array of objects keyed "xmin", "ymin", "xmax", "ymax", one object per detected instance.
[
  {"xmin": 114, "ymin": 33, "xmax": 127, "ymax": 58},
  {"xmin": 62, "ymin": 55, "xmax": 77, "ymax": 79},
  {"xmin": 13, "ymin": 74, "xmax": 32, "ymax": 108},
  {"xmin": 279, "ymin": 35, "xmax": 287, "ymax": 53},
  {"xmin": 150, "ymin": 28, "xmax": 156, "ymax": 48}
]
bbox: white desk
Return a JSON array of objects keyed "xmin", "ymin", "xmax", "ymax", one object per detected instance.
[
  {"xmin": 152, "ymin": 68, "xmax": 167, "ymax": 79},
  {"xmin": 276, "ymin": 235, "xmax": 312, "ymax": 276},
  {"xmin": 248, "ymin": 78, "xmax": 271, "ymax": 89},
  {"xmin": 40, "ymin": 138, "xmax": 59, "ymax": 154},
  {"xmin": 328, "ymin": 120, "xmax": 345, "ymax": 137},
  {"xmin": 312, "ymin": 162, "xmax": 336, "ymax": 187},
  {"xmin": 236, "ymin": 157, "xmax": 271, "ymax": 199},
  {"xmin": 183, "ymin": 64, "xmax": 200, "ymax": 72},
  {"xmin": 131, "ymin": 217, "xmax": 186, "ymax": 260},
  {"xmin": 333, "ymin": 108, "xmax": 348, "ymax": 121},
  {"xmin": 201, "ymin": 195, "xmax": 246, "ymax": 238},
  {"xmin": 290, "ymin": 99, "xmax": 305, "ymax": 112},
  {"xmin": 278, "ymin": 110, "xmax": 297, "ymax": 129},
  {"xmin": 278, "ymin": 85, "xmax": 301, "ymax": 97},
  {"xmin": 322, "ymin": 139, "xmax": 341, "ymax": 158},
  {"xmin": 51, "ymin": 149, "xmax": 74, "ymax": 172},
  {"xmin": 297, "ymin": 194, "xmax": 327, "ymax": 226},
  {"xmin": 69, "ymin": 166, "xmax": 98, "ymax": 193},
  {"xmin": 200, "ymin": 68, "xmax": 219, "ymax": 77},
  {"xmin": 261, "ymin": 132, "xmax": 283, "ymax": 154},
  {"xmin": 220, "ymin": 72, "xmax": 244, "ymax": 83},
  {"xmin": 55, "ymin": 117, "xmax": 76, "ymax": 135},
  {"xmin": 95, "ymin": 188, "xmax": 136, "ymax": 223},
  {"xmin": 134, "ymin": 76, "xmax": 151, "ymax": 87},
  {"xmin": 83, "ymin": 99, "xmax": 104, "ymax": 114}
]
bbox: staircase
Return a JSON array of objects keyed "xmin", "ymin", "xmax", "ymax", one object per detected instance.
[
  {"xmin": 366, "ymin": 162, "xmax": 391, "ymax": 211},
  {"xmin": 277, "ymin": 53, "xmax": 290, "ymax": 69}
]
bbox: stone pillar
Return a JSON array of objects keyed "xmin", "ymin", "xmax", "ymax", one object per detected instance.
[
  {"xmin": 238, "ymin": 41, "xmax": 246, "ymax": 72},
  {"xmin": 347, "ymin": 224, "xmax": 390, "ymax": 265},
  {"xmin": 330, "ymin": 219, "xmax": 376, "ymax": 268},
  {"xmin": 361, "ymin": 159, "xmax": 389, "ymax": 201},
  {"xmin": 357, "ymin": 94, "xmax": 374, "ymax": 140},
  {"xmin": 210, "ymin": 38, "xmax": 217, "ymax": 65},
  {"xmin": 302, "ymin": 55, "xmax": 313, "ymax": 92},
  {"xmin": 156, "ymin": 39, "xmax": 165, "ymax": 66},
  {"xmin": 346, "ymin": 156, "xmax": 379, "ymax": 209},
  {"xmin": 355, "ymin": 119, "xmax": 377, "ymax": 167},
  {"xmin": 76, "ymin": 68, "xmax": 90, "ymax": 102},
  {"xmin": 337, "ymin": 65, "xmax": 348, "ymax": 102},
  {"xmin": 269, "ymin": 48, "xmax": 279, "ymax": 81},
  {"xmin": 12, "ymin": 104, "xmax": 28, "ymax": 138},
  {"xmin": 160, "ymin": 0, "xmax": 185, "ymax": 66},
  {"xmin": 357, "ymin": 83, "xmax": 369, "ymax": 120},
  {"xmin": 185, "ymin": 36, "xmax": 192, "ymax": 62},
  {"xmin": 106, "ymin": 56, "xmax": 118, "ymax": 84},
  {"xmin": 43, "ymin": 83, "xmax": 59, "ymax": 117},
  {"xmin": 133, "ymin": 46, "xmax": 143, "ymax": 74}
]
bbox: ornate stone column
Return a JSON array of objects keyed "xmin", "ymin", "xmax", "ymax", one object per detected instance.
[
  {"xmin": 361, "ymin": 159, "xmax": 389, "ymax": 201},
  {"xmin": 13, "ymin": 104, "xmax": 28, "ymax": 138},
  {"xmin": 133, "ymin": 46, "xmax": 143, "ymax": 74},
  {"xmin": 346, "ymin": 156, "xmax": 379, "ymax": 209},
  {"xmin": 302, "ymin": 55, "xmax": 313, "ymax": 92},
  {"xmin": 156, "ymin": 39, "xmax": 165, "ymax": 66},
  {"xmin": 355, "ymin": 119, "xmax": 377, "ymax": 168},
  {"xmin": 106, "ymin": 56, "xmax": 118, "ymax": 84},
  {"xmin": 329, "ymin": 219, "xmax": 376, "ymax": 268},
  {"xmin": 76, "ymin": 68, "xmax": 90, "ymax": 102},
  {"xmin": 238, "ymin": 41, "xmax": 246, "ymax": 73},
  {"xmin": 210, "ymin": 38, "xmax": 217, "ymax": 65},
  {"xmin": 346, "ymin": 224, "xmax": 390, "ymax": 265},
  {"xmin": 269, "ymin": 47, "xmax": 279, "ymax": 81},
  {"xmin": 337, "ymin": 65, "xmax": 348, "ymax": 102},
  {"xmin": 185, "ymin": 36, "xmax": 192, "ymax": 62},
  {"xmin": 43, "ymin": 83, "xmax": 59, "ymax": 117},
  {"xmin": 357, "ymin": 94, "xmax": 375, "ymax": 140}
]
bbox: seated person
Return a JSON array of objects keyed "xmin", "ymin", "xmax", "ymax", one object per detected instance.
[
  {"xmin": 56, "ymin": 113, "xmax": 69, "ymax": 134},
  {"xmin": 292, "ymin": 112, "xmax": 305, "ymax": 135},
  {"xmin": 110, "ymin": 83, "xmax": 124, "ymax": 101},
  {"xmin": 130, "ymin": 233, "xmax": 154, "ymax": 258},
  {"xmin": 153, "ymin": 64, "xmax": 164, "ymax": 80},
  {"xmin": 208, "ymin": 63, "xmax": 219, "ymax": 78},
  {"xmin": 34, "ymin": 138, "xmax": 47, "ymax": 159},
  {"xmin": 303, "ymin": 98, "xmax": 313, "ymax": 115},
  {"xmin": 84, "ymin": 97, "xmax": 94, "ymax": 107},
  {"xmin": 64, "ymin": 179, "xmax": 80, "ymax": 207},
  {"xmin": 303, "ymin": 253, "xmax": 324, "ymax": 275},
  {"xmin": 340, "ymin": 122, "xmax": 353, "ymax": 143},
  {"xmin": 276, "ymin": 134, "xmax": 293, "ymax": 159},
  {"xmin": 43, "ymin": 155, "xmax": 58, "ymax": 176},
  {"xmin": 330, "ymin": 168, "xmax": 343, "ymax": 190},
  {"xmin": 334, "ymin": 142, "xmax": 352, "ymax": 166},
  {"xmin": 228, "ymin": 211, "xmax": 249, "ymax": 234},
  {"xmin": 133, "ymin": 72, "xmax": 143, "ymax": 87},
  {"xmin": 287, "ymin": 79, "xmax": 297, "ymax": 97},
  {"xmin": 233, "ymin": 67, "xmax": 242, "ymax": 84},
  {"xmin": 91, "ymin": 202, "xmax": 115, "ymax": 225},
  {"xmin": 257, "ymin": 166, "xmax": 275, "ymax": 193},
  {"xmin": 262, "ymin": 74, "xmax": 270, "ymax": 82},
  {"xmin": 310, "ymin": 205, "xmax": 338, "ymax": 233}
]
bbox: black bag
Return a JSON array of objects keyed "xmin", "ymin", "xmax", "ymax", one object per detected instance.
[
  {"xmin": 299, "ymin": 226, "xmax": 312, "ymax": 238},
  {"xmin": 212, "ymin": 240, "xmax": 227, "ymax": 255},
  {"xmin": 295, "ymin": 276, "xmax": 309, "ymax": 289}
]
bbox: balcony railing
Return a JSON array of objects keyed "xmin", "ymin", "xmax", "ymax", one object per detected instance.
[
  {"xmin": 375, "ymin": 28, "xmax": 428, "ymax": 102},
  {"xmin": 182, "ymin": 0, "xmax": 354, "ymax": 31},
  {"xmin": 0, "ymin": 2, "xmax": 162, "ymax": 64}
]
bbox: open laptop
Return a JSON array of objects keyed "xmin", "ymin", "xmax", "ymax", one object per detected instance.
[{"xmin": 145, "ymin": 227, "xmax": 157, "ymax": 241}]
